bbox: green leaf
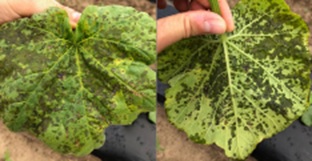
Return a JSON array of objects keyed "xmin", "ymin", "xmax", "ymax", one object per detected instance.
[
  {"xmin": 4, "ymin": 150, "xmax": 12, "ymax": 161},
  {"xmin": 301, "ymin": 91, "xmax": 312, "ymax": 126},
  {"xmin": 0, "ymin": 5, "xmax": 156, "ymax": 156},
  {"xmin": 158, "ymin": 0, "xmax": 310, "ymax": 159},
  {"xmin": 148, "ymin": 111, "xmax": 156, "ymax": 123}
]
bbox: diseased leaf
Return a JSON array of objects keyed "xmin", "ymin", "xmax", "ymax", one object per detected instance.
[
  {"xmin": 0, "ymin": 5, "xmax": 156, "ymax": 156},
  {"xmin": 158, "ymin": 0, "xmax": 310, "ymax": 159}
]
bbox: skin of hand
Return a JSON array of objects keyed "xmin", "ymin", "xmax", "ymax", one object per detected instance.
[
  {"xmin": 0, "ymin": 0, "xmax": 81, "ymax": 27},
  {"xmin": 157, "ymin": 0, "xmax": 235, "ymax": 53}
]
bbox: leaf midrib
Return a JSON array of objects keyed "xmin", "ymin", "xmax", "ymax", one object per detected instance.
[
  {"xmin": 80, "ymin": 37, "xmax": 151, "ymax": 64},
  {"xmin": 82, "ymin": 51, "xmax": 150, "ymax": 101},
  {"xmin": 172, "ymin": 43, "xmax": 222, "ymax": 124},
  {"xmin": 222, "ymin": 34, "xmax": 242, "ymax": 157}
]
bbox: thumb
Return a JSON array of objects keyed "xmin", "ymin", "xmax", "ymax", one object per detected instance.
[
  {"xmin": 33, "ymin": 0, "xmax": 81, "ymax": 28},
  {"xmin": 25, "ymin": 0, "xmax": 81, "ymax": 28},
  {"xmin": 157, "ymin": 10, "xmax": 226, "ymax": 53},
  {"xmin": 48, "ymin": 1, "xmax": 81, "ymax": 28},
  {"xmin": 58, "ymin": 6, "xmax": 81, "ymax": 28}
]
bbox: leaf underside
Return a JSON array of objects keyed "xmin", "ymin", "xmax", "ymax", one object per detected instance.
[
  {"xmin": 158, "ymin": 0, "xmax": 310, "ymax": 159},
  {"xmin": 0, "ymin": 5, "xmax": 156, "ymax": 156}
]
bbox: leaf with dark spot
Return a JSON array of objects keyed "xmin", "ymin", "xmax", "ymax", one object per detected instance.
[
  {"xmin": 0, "ymin": 5, "xmax": 156, "ymax": 156},
  {"xmin": 158, "ymin": 0, "xmax": 310, "ymax": 159}
]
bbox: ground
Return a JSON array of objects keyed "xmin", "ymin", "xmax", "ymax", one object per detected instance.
[
  {"xmin": 156, "ymin": 0, "xmax": 312, "ymax": 161},
  {"xmin": 0, "ymin": 121, "xmax": 100, "ymax": 161},
  {"xmin": 157, "ymin": 105, "xmax": 257, "ymax": 161}
]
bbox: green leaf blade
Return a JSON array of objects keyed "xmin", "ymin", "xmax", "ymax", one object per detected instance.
[
  {"xmin": 301, "ymin": 92, "xmax": 312, "ymax": 126},
  {"xmin": 76, "ymin": 5, "xmax": 156, "ymax": 65}
]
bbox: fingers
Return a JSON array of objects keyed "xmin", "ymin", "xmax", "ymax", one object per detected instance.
[
  {"xmin": 14, "ymin": 0, "xmax": 62, "ymax": 16},
  {"xmin": 41, "ymin": 0, "xmax": 81, "ymax": 28},
  {"xmin": 189, "ymin": 0, "xmax": 210, "ymax": 10},
  {"xmin": 34, "ymin": 0, "xmax": 81, "ymax": 28},
  {"xmin": 58, "ymin": 5, "xmax": 81, "ymax": 28},
  {"xmin": 175, "ymin": 0, "xmax": 235, "ymax": 32},
  {"xmin": 218, "ymin": 0, "xmax": 235, "ymax": 31},
  {"xmin": 173, "ymin": 0, "xmax": 189, "ymax": 12},
  {"xmin": 69, "ymin": 11, "xmax": 81, "ymax": 28},
  {"xmin": 5, "ymin": 0, "xmax": 80, "ymax": 28},
  {"xmin": 157, "ymin": 10, "xmax": 226, "ymax": 53},
  {"xmin": 158, "ymin": 0, "xmax": 167, "ymax": 9},
  {"xmin": 189, "ymin": 1, "xmax": 207, "ymax": 10}
]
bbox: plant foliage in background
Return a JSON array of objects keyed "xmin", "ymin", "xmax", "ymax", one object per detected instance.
[
  {"xmin": 302, "ymin": 91, "xmax": 312, "ymax": 126},
  {"xmin": 158, "ymin": 0, "xmax": 310, "ymax": 159},
  {"xmin": 0, "ymin": 5, "xmax": 156, "ymax": 156},
  {"xmin": 4, "ymin": 150, "xmax": 11, "ymax": 161},
  {"xmin": 148, "ymin": 110, "xmax": 156, "ymax": 123}
]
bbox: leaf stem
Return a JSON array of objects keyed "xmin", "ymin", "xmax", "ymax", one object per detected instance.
[{"xmin": 208, "ymin": 0, "xmax": 221, "ymax": 15}]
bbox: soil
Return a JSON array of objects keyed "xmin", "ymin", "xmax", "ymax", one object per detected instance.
[
  {"xmin": 285, "ymin": 0, "xmax": 312, "ymax": 52},
  {"xmin": 0, "ymin": 0, "xmax": 155, "ymax": 161},
  {"xmin": 156, "ymin": 0, "xmax": 312, "ymax": 161},
  {"xmin": 58, "ymin": 0, "xmax": 156, "ymax": 18},
  {"xmin": 0, "ymin": 121, "xmax": 100, "ymax": 161}
]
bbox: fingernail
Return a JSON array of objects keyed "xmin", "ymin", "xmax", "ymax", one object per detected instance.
[
  {"xmin": 204, "ymin": 21, "xmax": 211, "ymax": 32},
  {"xmin": 72, "ymin": 12, "xmax": 81, "ymax": 21}
]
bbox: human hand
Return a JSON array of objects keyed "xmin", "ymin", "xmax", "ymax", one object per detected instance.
[
  {"xmin": 157, "ymin": 0, "xmax": 235, "ymax": 53},
  {"xmin": 0, "ymin": 0, "xmax": 81, "ymax": 27}
]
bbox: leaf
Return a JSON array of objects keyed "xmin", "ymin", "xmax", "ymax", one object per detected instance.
[
  {"xmin": 158, "ymin": 0, "xmax": 310, "ymax": 159},
  {"xmin": 0, "ymin": 5, "xmax": 156, "ymax": 156},
  {"xmin": 4, "ymin": 150, "xmax": 12, "ymax": 161},
  {"xmin": 301, "ymin": 91, "xmax": 312, "ymax": 126},
  {"xmin": 148, "ymin": 111, "xmax": 156, "ymax": 123}
]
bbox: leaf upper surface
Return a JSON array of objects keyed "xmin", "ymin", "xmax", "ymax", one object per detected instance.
[
  {"xmin": 158, "ymin": 0, "xmax": 310, "ymax": 159},
  {"xmin": 0, "ymin": 5, "xmax": 156, "ymax": 156}
]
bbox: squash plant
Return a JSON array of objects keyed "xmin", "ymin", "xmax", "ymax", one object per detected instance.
[
  {"xmin": 158, "ymin": 0, "xmax": 310, "ymax": 159},
  {"xmin": 0, "ymin": 5, "xmax": 156, "ymax": 156},
  {"xmin": 302, "ymin": 91, "xmax": 312, "ymax": 126}
]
